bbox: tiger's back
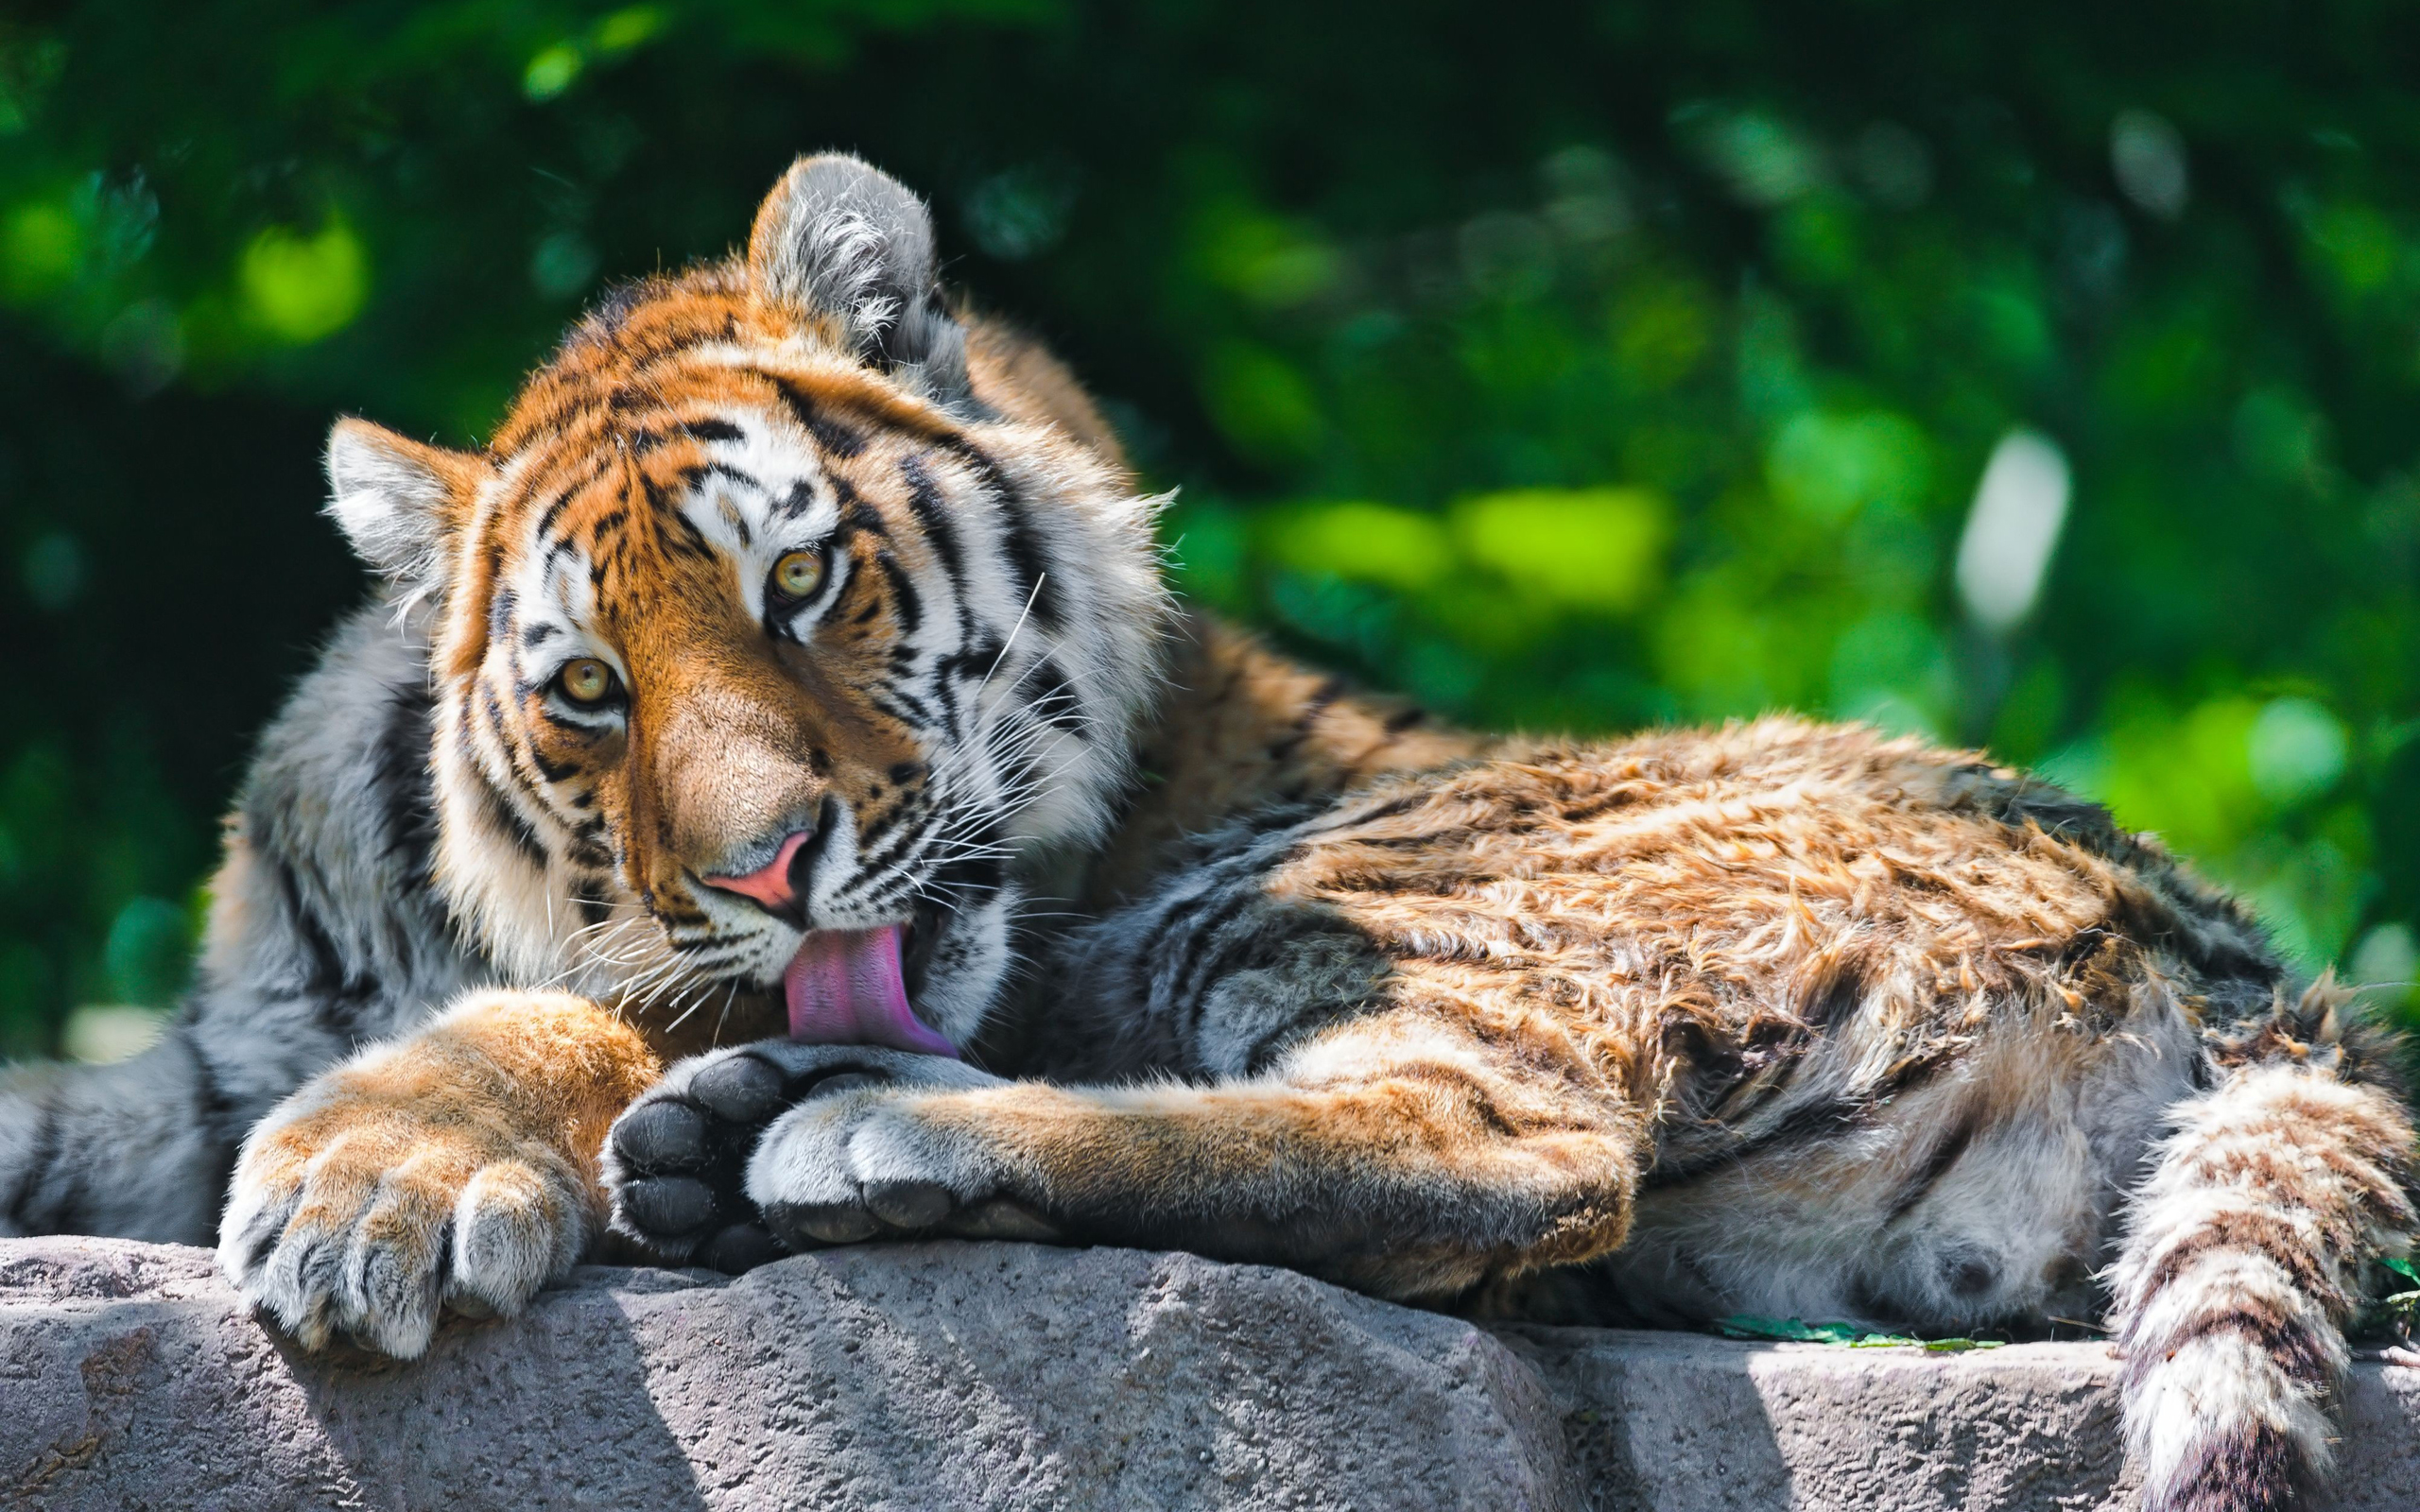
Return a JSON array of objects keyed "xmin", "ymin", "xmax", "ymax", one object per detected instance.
[{"xmin": 1006, "ymin": 703, "xmax": 2411, "ymax": 1511}]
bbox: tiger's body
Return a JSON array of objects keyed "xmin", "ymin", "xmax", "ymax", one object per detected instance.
[{"xmin": 1, "ymin": 155, "xmax": 2410, "ymax": 1512}]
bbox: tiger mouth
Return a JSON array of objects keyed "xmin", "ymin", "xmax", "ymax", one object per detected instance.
[
  {"xmin": 679, "ymin": 894, "xmax": 946, "ymax": 996},
  {"xmin": 777, "ymin": 903, "xmax": 958, "ymax": 1057}
]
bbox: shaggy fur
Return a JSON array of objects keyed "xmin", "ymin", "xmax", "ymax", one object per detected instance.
[{"xmin": 0, "ymin": 154, "xmax": 2409, "ymax": 1512}]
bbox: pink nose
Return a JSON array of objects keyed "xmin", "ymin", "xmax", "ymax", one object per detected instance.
[{"xmin": 700, "ymin": 831, "xmax": 812, "ymax": 912}]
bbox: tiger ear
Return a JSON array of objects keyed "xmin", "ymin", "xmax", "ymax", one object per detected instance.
[
  {"xmin": 747, "ymin": 153, "xmax": 970, "ymax": 405},
  {"xmin": 324, "ymin": 419, "xmax": 486, "ymax": 587}
]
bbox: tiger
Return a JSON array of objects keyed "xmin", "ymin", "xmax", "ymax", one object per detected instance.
[{"xmin": 0, "ymin": 153, "xmax": 2409, "ymax": 1512}]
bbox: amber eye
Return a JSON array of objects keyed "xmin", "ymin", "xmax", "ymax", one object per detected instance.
[
  {"xmin": 769, "ymin": 548, "xmax": 826, "ymax": 602},
  {"xmin": 557, "ymin": 658, "xmax": 618, "ymax": 706}
]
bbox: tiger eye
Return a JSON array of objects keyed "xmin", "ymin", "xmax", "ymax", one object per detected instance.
[
  {"xmin": 559, "ymin": 658, "xmax": 614, "ymax": 705},
  {"xmin": 771, "ymin": 548, "xmax": 825, "ymax": 600}
]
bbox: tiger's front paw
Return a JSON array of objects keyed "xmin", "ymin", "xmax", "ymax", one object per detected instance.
[
  {"xmin": 606, "ymin": 1040, "xmax": 1054, "ymax": 1263},
  {"xmin": 217, "ymin": 1074, "xmax": 594, "ymax": 1358}
]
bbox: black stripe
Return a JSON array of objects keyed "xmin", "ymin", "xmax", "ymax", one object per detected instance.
[
  {"xmin": 829, "ymin": 475, "xmax": 888, "ymax": 537},
  {"xmin": 487, "ymin": 587, "xmax": 517, "ymax": 648},
  {"xmin": 460, "ymin": 730, "xmax": 551, "ymax": 874},
  {"xmin": 900, "ymin": 454, "xmax": 969, "ymax": 593},
  {"xmin": 873, "ymin": 554, "xmax": 922, "ymax": 634},
  {"xmin": 935, "ymin": 638, "xmax": 1003, "ymax": 688},
  {"xmin": 477, "ymin": 687, "xmax": 519, "ymax": 768},
  {"xmin": 180, "ymin": 1023, "xmax": 247, "ymax": 1203},
  {"xmin": 182, "ymin": 1022, "xmax": 240, "ymax": 1129},
  {"xmin": 642, "ymin": 473, "xmax": 717, "ymax": 559},
  {"xmin": 1169, "ymin": 891, "xmax": 1262, "ymax": 1025},
  {"xmin": 1030, "ymin": 660, "xmax": 1089, "ymax": 737},
  {"xmin": 933, "ymin": 435, "xmax": 1063, "ymax": 630},
  {"xmin": 370, "ymin": 677, "xmax": 441, "ymax": 887},
  {"xmin": 853, "ymin": 792, "xmax": 916, "ymax": 850},
  {"xmin": 1884, "ymin": 1112, "xmax": 1980, "ymax": 1224},
  {"xmin": 771, "ymin": 480, "xmax": 819, "ymax": 523},
  {"xmin": 1268, "ymin": 679, "xmax": 1346, "ymax": 765},
  {"xmin": 1236, "ymin": 997, "xmax": 1336, "ymax": 1076},
  {"xmin": 1326, "ymin": 822, "xmax": 1495, "ymax": 853},
  {"xmin": 1648, "ymin": 1095, "xmax": 1871, "ymax": 1185},
  {"xmin": 769, "ymin": 377, "xmax": 869, "ymax": 457},
  {"xmin": 2134, "ymin": 1308, "xmax": 2335, "ymax": 1394},
  {"xmin": 991, "ymin": 481, "xmax": 1062, "ymax": 631},
  {"xmin": 538, "ymin": 707, "xmax": 623, "ymax": 743},
  {"xmin": 853, "ymin": 800, "xmax": 941, "ymax": 885},
  {"xmin": 5, "ymin": 1087, "xmax": 61, "ymax": 1232},
  {"xmin": 678, "ymin": 460, "xmax": 763, "ymax": 496},
  {"xmin": 541, "ymin": 535, "xmax": 584, "ymax": 580},
  {"xmin": 263, "ymin": 849, "xmax": 379, "ymax": 1038},
  {"xmin": 1319, "ymin": 791, "xmax": 1426, "ymax": 832},
  {"xmin": 1130, "ymin": 869, "xmax": 1249, "ymax": 1000},
  {"xmin": 930, "ymin": 846, "xmax": 1006, "ymax": 899},
  {"xmin": 870, "ymin": 682, "xmax": 941, "ymax": 731},
  {"xmin": 529, "ymin": 469, "xmax": 596, "ymax": 542},
  {"xmin": 268, "ymin": 850, "xmax": 342, "ymax": 996},
  {"xmin": 1800, "ymin": 959, "xmax": 1866, "ymax": 1029}
]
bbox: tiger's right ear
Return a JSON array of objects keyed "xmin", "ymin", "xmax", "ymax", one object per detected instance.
[
  {"xmin": 747, "ymin": 153, "xmax": 971, "ymax": 406},
  {"xmin": 323, "ymin": 419, "xmax": 488, "ymax": 587}
]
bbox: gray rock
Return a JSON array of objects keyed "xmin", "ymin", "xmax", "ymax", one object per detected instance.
[{"xmin": 3, "ymin": 1236, "xmax": 2413, "ymax": 1510}]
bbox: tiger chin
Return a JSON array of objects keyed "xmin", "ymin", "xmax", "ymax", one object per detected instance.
[{"xmin": 0, "ymin": 154, "xmax": 2409, "ymax": 1512}]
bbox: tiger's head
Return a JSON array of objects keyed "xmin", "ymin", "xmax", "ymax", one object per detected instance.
[{"xmin": 322, "ymin": 155, "xmax": 1168, "ymax": 1053}]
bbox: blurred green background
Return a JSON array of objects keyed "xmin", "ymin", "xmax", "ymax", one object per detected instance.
[{"xmin": 5, "ymin": 1, "xmax": 2420, "ymax": 1061}]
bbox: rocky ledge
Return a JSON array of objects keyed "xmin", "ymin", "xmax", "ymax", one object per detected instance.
[{"xmin": 4, "ymin": 1236, "xmax": 2415, "ymax": 1510}]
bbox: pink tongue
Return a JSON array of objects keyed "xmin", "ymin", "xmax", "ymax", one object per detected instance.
[{"xmin": 783, "ymin": 924, "xmax": 958, "ymax": 1057}]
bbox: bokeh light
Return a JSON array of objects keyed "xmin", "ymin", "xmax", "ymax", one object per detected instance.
[{"xmin": 3, "ymin": 2, "xmax": 2418, "ymax": 1055}]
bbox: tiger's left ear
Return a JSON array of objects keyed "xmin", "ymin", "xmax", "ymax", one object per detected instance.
[
  {"xmin": 747, "ymin": 153, "xmax": 972, "ymax": 406},
  {"xmin": 324, "ymin": 419, "xmax": 489, "ymax": 590}
]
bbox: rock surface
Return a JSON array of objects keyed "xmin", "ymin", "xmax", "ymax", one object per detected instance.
[{"xmin": 2, "ymin": 1236, "xmax": 2413, "ymax": 1510}]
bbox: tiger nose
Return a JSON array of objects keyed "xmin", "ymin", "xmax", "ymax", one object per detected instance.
[{"xmin": 700, "ymin": 829, "xmax": 815, "ymax": 914}]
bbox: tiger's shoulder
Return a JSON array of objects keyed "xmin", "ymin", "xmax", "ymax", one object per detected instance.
[{"xmin": 1080, "ymin": 615, "xmax": 1487, "ymax": 909}]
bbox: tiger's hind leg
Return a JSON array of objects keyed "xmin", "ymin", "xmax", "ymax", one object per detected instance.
[
  {"xmin": 0, "ymin": 1023, "xmax": 246, "ymax": 1244},
  {"xmin": 608, "ymin": 1009, "xmax": 1647, "ymax": 1302}
]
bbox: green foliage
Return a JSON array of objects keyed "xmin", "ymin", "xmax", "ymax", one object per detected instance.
[
  {"xmin": 238, "ymin": 218, "xmax": 370, "ymax": 345},
  {"xmin": 5, "ymin": 2, "xmax": 2420, "ymax": 1052},
  {"xmin": 2355, "ymin": 1255, "xmax": 2420, "ymax": 1343},
  {"xmin": 1714, "ymin": 1316, "xmax": 2004, "ymax": 1352}
]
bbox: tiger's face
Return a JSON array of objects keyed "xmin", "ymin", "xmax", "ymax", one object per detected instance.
[{"xmin": 322, "ymin": 156, "xmax": 1167, "ymax": 1051}]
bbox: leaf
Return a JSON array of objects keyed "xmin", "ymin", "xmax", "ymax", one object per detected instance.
[
  {"xmin": 1922, "ymin": 1337, "xmax": 2006, "ymax": 1352},
  {"xmin": 1448, "ymin": 488, "xmax": 1668, "ymax": 611},
  {"xmin": 1716, "ymin": 1315, "xmax": 1833, "ymax": 1343},
  {"xmin": 1716, "ymin": 1315, "xmax": 2005, "ymax": 1350},
  {"xmin": 2383, "ymin": 1256, "xmax": 2420, "ymax": 1287},
  {"xmin": 1261, "ymin": 501, "xmax": 1450, "ymax": 592}
]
